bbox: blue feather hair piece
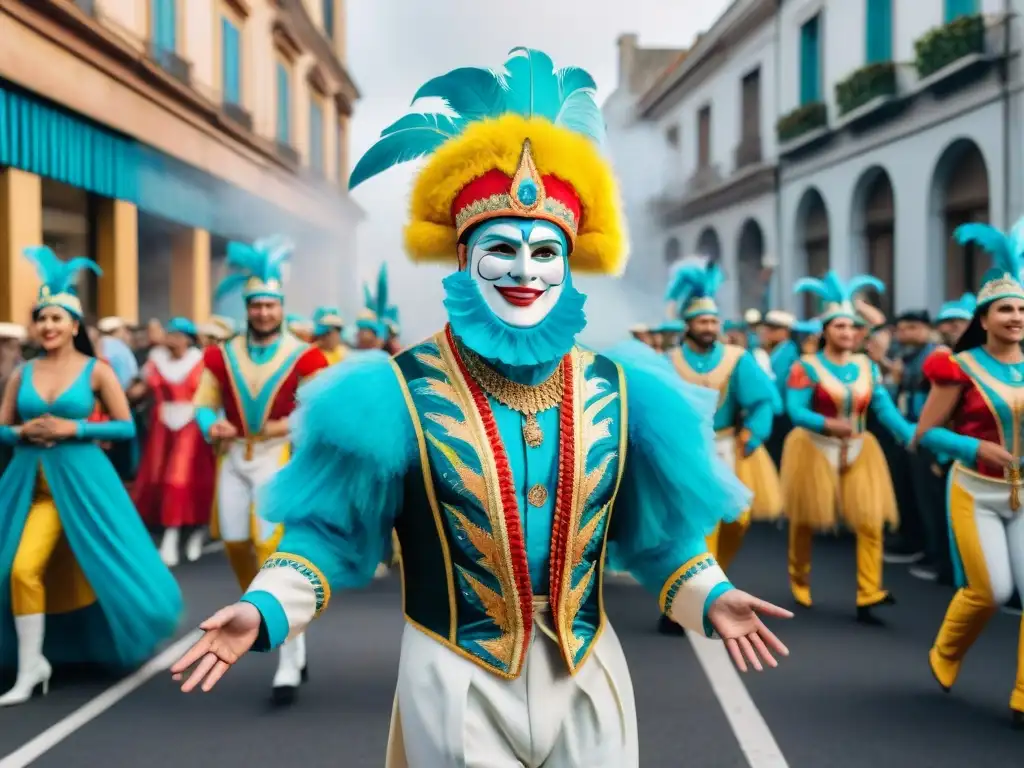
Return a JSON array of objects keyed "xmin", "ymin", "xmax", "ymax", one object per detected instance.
[
  {"xmin": 664, "ymin": 261, "xmax": 724, "ymax": 320},
  {"xmin": 215, "ymin": 235, "xmax": 294, "ymax": 302},
  {"xmin": 349, "ymin": 47, "xmax": 602, "ymax": 189},
  {"xmin": 356, "ymin": 264, "xmax": 392, "ymax": 337},
  {"xmin": 22, "ymin": 246, "xmax": 102, "ymax": 318},
  {"xmin": 793, "ymin": 270, "xmax": 884, "ymax": 324},
  {"xmin": 936, "ymin": 292, "xmax": 977, "ymax": 322},
  {"xmin": 954, "ymin": 219, "xmax": 1024, "ymax": 305}
]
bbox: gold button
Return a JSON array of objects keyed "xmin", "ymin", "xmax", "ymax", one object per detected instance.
[{"xmin": 527, "ymin": 484, "xmax": 548, "ymax": 508}]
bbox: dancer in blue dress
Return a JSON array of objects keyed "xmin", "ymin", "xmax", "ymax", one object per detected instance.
[{"xmin": 0, "ymin": 247, "xmax": 183, "ymax": 706}]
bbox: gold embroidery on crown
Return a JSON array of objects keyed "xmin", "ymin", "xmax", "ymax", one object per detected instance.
[
  {"xmin": 454, "ymin": 195, "xmax": 578, "ymax": 234},
  {"xmin": 509, "ymin": 139, "xmax": 545, "ymax": 214},
  {"xmin": 978, "ymin": 273, "xmax": 1024, "ymax": 304}
]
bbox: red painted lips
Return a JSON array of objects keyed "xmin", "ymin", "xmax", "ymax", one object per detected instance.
[{"xmin": 496, "ymin": 286, "xmax": 545, "ymax": 307}]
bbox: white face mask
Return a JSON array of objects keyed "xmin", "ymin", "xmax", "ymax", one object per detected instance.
[{"xmin": 468, "ymin": 219, "xmax": 567, "ymax": 328}]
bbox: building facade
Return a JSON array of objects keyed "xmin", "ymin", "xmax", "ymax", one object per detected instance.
[
  {"xmin": 607, "ymin": 0, "xmax": 1023, "ymax": 320},
  {"xmin": 0, "ymin": 0, "xmax": 361, "ymax": 326}
]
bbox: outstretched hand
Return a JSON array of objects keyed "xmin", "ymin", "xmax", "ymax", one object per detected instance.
[
  {"xmin": 707, "ymin": 589, "xmax": 793, "ymax": 672},
  {"xmin": 170, "ymin": 602, "xmax": 262, "ymax": 693}
]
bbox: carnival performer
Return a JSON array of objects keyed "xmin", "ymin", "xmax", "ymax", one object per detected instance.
[
  {"xmin": 664, "ymin": 263, "xmax": 781, "ymax": 577},
  {"xmin": 0, "ymin": 247, "xmax": 181, "ymax": 706},
  {"xmin": 781, "ymin": 271, "xmax": 914, "ymax": 624},
  {"xmin": 761, "ymin": 310, "xmax": 799, "ymax": 464},
  {"xmin": 934, "ymin": 293, "xmax": 976, "ymax": 349},
  {"xmin": 912, "ymin": 223, "xmax": 1024, "ymax": 726},
  {"xmin": 171, "ymin": 48, "xmax": 791, "ymax": 766},
  {"xmin": 794, "ymin": 318, "xmax": 823, "ymax": 356},
  {"xmin": 311, "ymin": 307, "xmax": 346, "ymax": 365},
  {"xmin": 628, "ymin": 323, "xmax": 652, "ymax": 347},
  {"xmin": 132, "ymin": 317, "xmax": 214, "ymax": 567},
  {"xmin": 285, "ymin": 314, "xmax": 314, "ymax": 344},
  {"xmin": 192, "ymin": 236, "xmax": 328, "ymax": 705}
]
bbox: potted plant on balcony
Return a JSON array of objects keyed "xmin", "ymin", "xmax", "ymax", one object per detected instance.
[
  {"xmin": 835, "ymin": 62, "xmax": 898, "ymax": 117},
  {"xmin": 914, "ymin": 14, "xmax": 986, "ymax": 79},
  {"xmin": 776, "ymin": 102, "xmax": 827, "ymax": 144}
]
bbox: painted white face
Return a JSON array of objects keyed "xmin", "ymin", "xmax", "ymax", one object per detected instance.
[{"xmin": 468, "ymin": 219, "xmax": 568, "ymax": 327}]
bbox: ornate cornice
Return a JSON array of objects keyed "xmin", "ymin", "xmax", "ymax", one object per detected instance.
[{"xmin": 275, "ymin": 0, "xmax": 359, "ymax": 109}]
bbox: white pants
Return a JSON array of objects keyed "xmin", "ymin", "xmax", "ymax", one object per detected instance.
[
  {"xmin": 808, "ymin": 431, "xmax": 864, "ymax": 470},
  {"xmin": 956, "ymin": 469, "xmax": 1024, "ymax": 603},
  {"xmin": 387, "ymin": 606, "xmax": 637, "ymax": 768},
  {"xmin": 216, "ymin": 438, "xmax": 287, "ymax": 543}
]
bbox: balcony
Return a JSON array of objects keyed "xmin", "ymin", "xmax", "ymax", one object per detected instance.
[
  {"xmin": 222, "ymin": 101, "xmax": 253, "ymax": 132},
  {"xmin": 276, "ymin": 142, "xmax": 300, "ymax": 166},
  {"xmin": 146, "ymin": 43, "xmax": 192, "ymax": 87},
  {"xmin": 913, "ymin": 13, "xmax": 1002, "ymax": 95},
  {"xmin": 776, "ymin": 102, "xmax": 829, "ymax": 156},
  {"xmin": 734, "ymin": 136, "xmax": 763, "ymax": 170},
  {"xmin": 836, "ymin": 62, "xmax": 897, "ymax": 117},
  {"xmin": 687, "ymin": 164, "xmax": 724, "ymax": 196}
]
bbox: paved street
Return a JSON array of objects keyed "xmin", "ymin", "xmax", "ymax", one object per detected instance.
[{"xmin": 1, "ymin": 524, "xmax": 1022, "ymax": 767}]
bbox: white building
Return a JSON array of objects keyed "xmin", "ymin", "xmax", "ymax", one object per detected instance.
[{"xmin": 606, "ymin": 0, "xmax": 1023, "ymax": 320}]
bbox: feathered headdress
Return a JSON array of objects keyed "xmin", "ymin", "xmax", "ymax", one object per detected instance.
[
  {"xmin": 793, "ymin": 270, "xmax": 884, "ymax": 324},
  {"xmin": 166, "ymin": 317, "xmax": 197, "ymax": 338},
  {"xmin": 348, "ymin": 48, "xmax": 625, "ymax": 274},
  {"xmin": 792, "ymin": 318, "xmax": 824, "ymax": 336},
  {"xmin": 215, "ymin": 235, "xmax": 294, "ymax": 302},
  {"xmin": 356, "ymin": 264, "xmax": 390, "ymax": 337},
  {"xmin": 312, "ymin": 306, "xmax": 344, "ymax": 337},
  {"xmin": 953, "ymin": 221, "xmax": 1024, "ymax": 306},
  {"xmin": 22, "ymin": 246, "xmax": 102, "ymax": 319},
  {"xmin": 936, "ymin": 292, "xmax": 977, "ymax": 322},
  {"xmin": 664, "ymin": 262, "xmax": 724, "ymax": 320}
]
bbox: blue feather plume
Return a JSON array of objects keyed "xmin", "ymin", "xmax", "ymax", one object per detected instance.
[
  {"xmin": 665, "ymin": 262, "xmax": 723, "ymax": 316},
  {"xmin": 349, "ymin": 47, "xmax": 603, "ymax": 190},
  {"xmin": 960, "ymin": 292, "xmax": 977, "ymax": 313},
  {"xmin": 793, "ymin": 270, "xmax": 882, "ymax": 304},
  {"xmin": 216, "ymin": 236, "xmax": 293, "ymax": 300},
  {"xmin": 22, "ymin": 246, "xmax": 102, "ymax": 295},
  {"xmin": 955, "ymin": 220, "xmax": 1024, "ymax": 280}
]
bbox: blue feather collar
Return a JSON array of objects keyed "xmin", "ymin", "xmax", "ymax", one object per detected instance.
[{"xmin": 443, "ymin": 270, "xmax": 585, "ymax": 375}]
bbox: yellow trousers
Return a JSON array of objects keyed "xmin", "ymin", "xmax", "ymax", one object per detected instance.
[
  {"xmin": 10, "ymin": 490, "xmax": 95, "ymax": 616},
  {"xmin": 706, "ymin": 511, "xmax": 751, "ymax": 571},
  {"xmin": 223, "ymin": 525, "xmax": 283, "ymax": 592},
  {"xmin": 930, "ymin": 469, "xmax": 1024, "ymax": 711},
  {"xmin": 788, "ymin": 523, "xmax": 886, "ymax": 608}
]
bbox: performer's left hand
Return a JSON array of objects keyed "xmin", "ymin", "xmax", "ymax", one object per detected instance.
[
  {"xmin": 707, "ymin": 589, "xmax": 792, "ymax": 672},
  {"xmin": 32, "ymin": 415, "xmax": 78, "ymax": 442}
]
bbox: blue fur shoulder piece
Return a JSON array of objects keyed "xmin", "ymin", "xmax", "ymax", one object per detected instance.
[
  {"xmin": 258, "ymin": 353, "xmax": 417, "ymax": 578},
  {"xmin": 603, "ymin": 339, "xmax": 751, "ymax": 546}
]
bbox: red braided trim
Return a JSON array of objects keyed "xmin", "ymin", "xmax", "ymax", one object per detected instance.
[
  {"xmin": 445, "ymin": 325, "xmax": 533, "ymax": 662},
  {"xmin": 547, "ymin": 355, "xmax": 577, "ymax": 619}
]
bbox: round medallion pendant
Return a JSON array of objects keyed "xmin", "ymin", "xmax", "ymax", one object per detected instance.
[
  {"xmin": 527, "ymin": 484, "xmax": 548, "ymax": 508},
  {"xmin": 523, "ymin": 414, "xmax": 544, "ymax": 448}
]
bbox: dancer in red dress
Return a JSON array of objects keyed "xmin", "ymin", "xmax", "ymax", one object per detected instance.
[{"xmin": 132, "ymin": 318, "xmax": 215, "ymax": 567}]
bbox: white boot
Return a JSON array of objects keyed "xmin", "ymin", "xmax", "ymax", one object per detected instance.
[
  {"xmin": 0, "ymin": 614, "xmax": 52, "ymax": 707},
  {"xmin": 184, "ymin": 530, "xmax": 204, "ymax": 563},
  {"xmin": 271, "ymin": 637, "xmax": 302, "ymax": 705},
  {"xmin": 159, "ymin": 527, "xmax": 180, "ymax": 567},
  {"xmin": 293, "ymin": 632, "xmax": 308, "ymax": 683}
]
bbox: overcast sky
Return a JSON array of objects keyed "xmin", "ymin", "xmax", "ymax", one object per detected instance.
[{"xmin": 345, "ymin": 0, "xmax": 731, "ymax": 341}]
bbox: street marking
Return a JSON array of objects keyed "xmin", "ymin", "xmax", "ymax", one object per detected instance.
[
  {"xmin": 0, "ymin": 630, "xmax": 202, "ymax": 768},
  {"xmin": 687, "ymin": 630, "xmax": 789, "ymax": 768}
]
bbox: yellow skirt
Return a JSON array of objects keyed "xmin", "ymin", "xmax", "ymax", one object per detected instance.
[
  {"xmin": 779, "ymin": 427, "xmax": 898, "ymax": 532},
  {"xmin": 735, "ymin": 444, "xmax": 783, "ymax": 521}
]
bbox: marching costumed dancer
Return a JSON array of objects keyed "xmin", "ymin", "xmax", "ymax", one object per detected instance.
[
  {"xmin": 132, "ymin": 317, "xmax": 214, "ymax": 567},
  {"xmin": 353, "ymin": 266, "xmax": 391, "ymax": 350},
  {"xmin": 311, "ymin": 307, "xmax": 347, "ymax": 365},
  {"xmin": 192, "ymin": 236, "xmax": 328, "ymax": 705},
  {"xmin": 172, "ymin": 48, "xmax": 791, "ymax": 766},
  {"xmin": 913, "ymin": 222, "xmax": 1024, "ymax": 726},
  {"xmin": 665, "ymin": 263, "xmax": 781, "ymax": 576},
  {"xmin": 0, "ymin": 247, "xmax": 181, "ymax": 706},
  {"xmin": 934, "ymin": 293, "xmax": 976, "ymax": 349},
  {"xmin": 781, "ymin": 271, "xmax": 913, "ymax": 624},
  {"xmin": 285, "ymin": 314, "xmax": 314, "ymax": 344}
]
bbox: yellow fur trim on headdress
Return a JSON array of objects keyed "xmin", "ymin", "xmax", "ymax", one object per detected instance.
[{"xmin": 404, "ymin": 114, "xmax": 627, "ymax": 275}]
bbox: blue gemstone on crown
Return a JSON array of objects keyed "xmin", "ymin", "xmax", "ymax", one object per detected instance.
[{"xmin": 516, "ymin": 179, "xmax": 538, "ymax": 206}]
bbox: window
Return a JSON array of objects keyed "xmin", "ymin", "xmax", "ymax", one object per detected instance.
[
  {"xmin": 276, "ymin": 62, "xmax": 290, "ymax": 143},
  {"xmin": 221, "ymin": 16, "xmax": 242, "ymax": 106},
  {"xmin": 309, "ymin": 99, "xmax": 324, "ymax": 174},
  {"xmin": 945, "ymin": 0, "xmax": 977, "ymax": 22},
  {"xmin": 150, "ymin": 0, "xmax": 176, "ymax": 53},
  {"xmin": 697, "ymin": 106, "xmax": 711, "ymax": 168},
  {"xmin": 865, "ymin": 0, "xmax": 893, "ymax": 63},
  {"xmin": 799, "ymin": 14, "xmax": 821, "ymax": 105},
  {"xmin": 740, "ymin": 68, "xmax": 761, "ymax": 140},
  {"xmin": 322, "ymin": 0, "xmax": 335, "ymax": 40}
]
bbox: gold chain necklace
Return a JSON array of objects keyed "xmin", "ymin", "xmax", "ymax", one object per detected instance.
[{"xmin": 459, "ymin": 345, "xmax": 564, "ymax": 448}]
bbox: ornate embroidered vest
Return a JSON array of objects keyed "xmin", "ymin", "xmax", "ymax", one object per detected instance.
[
  {"xmin": 801, "ymin": 353, "xmax": 875, "ymax": 433},
  {"xmin": 391, "ymin": 327, "xmax": 626, "ymax": 680},
  {"xmin": 669, "ymin": 344, "xmax": 744, "ymax": 408}
]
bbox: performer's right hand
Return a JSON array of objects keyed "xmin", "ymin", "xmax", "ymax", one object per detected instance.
[
  {"xmin": 209, "ymin": 420, "xmax": 238, "ymax": 440},
  {"xmin": 976, "ymin": 440, "xmax": 1015, "ymax": 471},
  {"xmin": 170, "ymin": 602, "xmax": 261, "ymax": 693},
  {"xmin": 823, "ymin": 418, "xmax": 853, "ymax": 439}
]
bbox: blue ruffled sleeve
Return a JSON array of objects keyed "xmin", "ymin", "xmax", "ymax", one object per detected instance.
[
  {"xmin": 603, "ymin": 340, "xmax": 749, "ymax": 636},
  {"xmin": 732, "ymin": 352, "xmax": 776, "ymax": 450},
  {"xmin": 868, "ymin": 362, "xmax": 914, "ymax": 445},
  {"xmin": 241, "ymin": 352, "xmax": 418, "ymax": 650}
]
